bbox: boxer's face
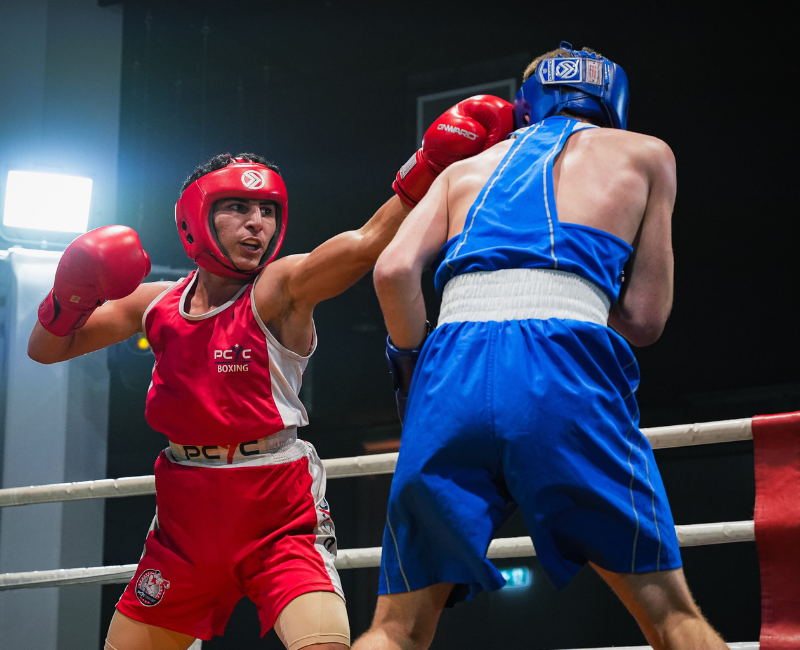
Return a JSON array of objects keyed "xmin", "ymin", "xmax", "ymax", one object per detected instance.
[{"xmin": 212, "ymin": 198, "xmax": 278, "ymax": 270}]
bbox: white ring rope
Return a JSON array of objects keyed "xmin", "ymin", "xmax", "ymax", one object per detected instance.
[
  {"xmin": 0, "ymin": 475, "xmax": 157, "ymax": 508},
  {"xmin": 0, "ymin": 521, "xmax": 755, "ymax": 591},
  {"xmin": 0, "ymin": 417, "xmax": 753, "ymax": 508},
  {"xmin": 0, "ymin": 416, "xmax": 764, "ymax": 650}
]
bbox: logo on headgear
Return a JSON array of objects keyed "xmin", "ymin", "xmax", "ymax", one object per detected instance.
[
  {"xmin": 135, "ymin": 568, "xmax": 170, "ymax": 607},
  {"xmin": 555, "ymin": 60, "xmax": 580, "ymax": 79},
  {"xmin": 241, "ymin": 170, "xmax": 265, "ymax": 189},
  {"xmin": 586, "ymin": 60, "xmax": 603, "ymax": 85}
]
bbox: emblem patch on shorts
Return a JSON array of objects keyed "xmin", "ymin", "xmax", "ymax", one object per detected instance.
[{"xmin": 135, "ymin": 569, "xmax": 171, "ymax": 606}]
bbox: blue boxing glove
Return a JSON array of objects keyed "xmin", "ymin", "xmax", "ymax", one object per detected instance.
[{"xmin": 385, "ymin": 324, "xmax": 431, "ymax": 424}]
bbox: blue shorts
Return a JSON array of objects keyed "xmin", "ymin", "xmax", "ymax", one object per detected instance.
[{"xmin": 379, "ymin": 318, "xmax": 681, "ymax": 600}]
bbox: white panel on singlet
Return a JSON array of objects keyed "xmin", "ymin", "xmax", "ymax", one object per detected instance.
[{"xmin": 250, "ymin": 285, "xmax": 315, "ymax": 429}]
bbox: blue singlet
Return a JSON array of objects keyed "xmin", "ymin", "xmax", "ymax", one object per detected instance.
[{"xmin": 379, "ymin": 116, "xmax": 681, "ymax": 599}]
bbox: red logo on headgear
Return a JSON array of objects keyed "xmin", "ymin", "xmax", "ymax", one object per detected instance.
[
  {"xmin": 586, "ymin": 60, "xmax": 603, "ymax": 85},
  {"xmin": 241, "ymin": 170, "xmax": 265, "ymax": 189}
]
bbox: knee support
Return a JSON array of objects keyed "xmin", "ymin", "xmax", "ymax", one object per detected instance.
[{"xmin": 274, "ymin": 591, "xmax": 350, "ymax": 650}]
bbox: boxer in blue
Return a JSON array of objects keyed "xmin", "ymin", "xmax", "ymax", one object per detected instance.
[{"xmin": 353, "ymin": 44, "xmax": 727, "ymax": 650}]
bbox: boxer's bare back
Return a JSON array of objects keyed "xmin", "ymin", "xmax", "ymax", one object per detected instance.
[{"xmin": 408, "ymin": 121, "xmax": 677, "ymax": 347}]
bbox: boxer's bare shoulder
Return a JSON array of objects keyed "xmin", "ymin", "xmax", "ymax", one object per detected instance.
[
  {"xmin": 443, "ymin": 140, "xmax": 514, "ymax": 238},
  {"xmin": 554, "ymin": 128, "xmax": 675, "ymax": 243},
  {"xmin": 438, "ymin": 125, "xmax": 675, "ymax": 248}
]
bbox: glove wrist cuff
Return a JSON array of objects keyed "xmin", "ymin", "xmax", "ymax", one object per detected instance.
[
  {"xmin": 38, "ymin": 289, "xmax": 93, "ymax": 337},
  {"xmin": 385, "ymin": 322, "xmax": 431, "ymax": 425},
  {"xmin": 392, "ymin": 151, "xmax": 438, "ymax": 206},
  {"xmin": 386, "ymin": 321, "xmax": 432, "ymax": 356}
]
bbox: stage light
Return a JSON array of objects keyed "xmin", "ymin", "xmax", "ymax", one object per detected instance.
[{"xmin": 3, "ymin": 171, "xmax": 92, "ymax": 234}]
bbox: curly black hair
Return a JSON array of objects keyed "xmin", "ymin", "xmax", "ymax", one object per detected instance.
[{"xmin": 180, "ymin": 153, "xmax": 280, "ymax": 194}]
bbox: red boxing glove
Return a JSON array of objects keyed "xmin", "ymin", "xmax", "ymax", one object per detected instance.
[
  {"xmin": 393, "ymin": 94, "xmax": 514, "ymax": 206},
  {"xmin": 38, "ymin": 226, "xmax": 151, "ymax": 337}
]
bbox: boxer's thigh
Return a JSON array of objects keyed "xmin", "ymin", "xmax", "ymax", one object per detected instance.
[
  {"xmin": 116, "ymin": 457, "xmax": 242, "ymax": 639},
  {"xmin": 591, "ymin": 563, "xmax": 703, "ymax": 647},
  {"xmin": 237, "ymin": 450, "xmax": 346, "ymax": 636},
  {"xmin": 273, "ymin": 591, "xmax": 350, "ymax": 650},
  {"xmin": 365, "ymin": 583, "xmax": 455, "ymax": 650},
  {"xmin": 105, "ymin": 611, "xmax": 196, "ymax": 650}
]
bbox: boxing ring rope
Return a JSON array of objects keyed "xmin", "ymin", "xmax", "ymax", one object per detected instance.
[
  {"xmin": 0, "ymin": 417, "xmax": 753, "ymax": 508},
  {"xmin": 0, "ymin": 520, "xmax": 755, "ymax": 591},
  {"xmin": 0, "ymin": 415, "xmax": 767, "ymax": 649},
  {"xmin": 0, "ymin": 416, "xmax": 757, "ymax": 593}
]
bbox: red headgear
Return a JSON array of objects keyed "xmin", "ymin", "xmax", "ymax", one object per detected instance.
[{"xmin": 175, "ymin": 159, "xmax": 288, "ymax": 278}]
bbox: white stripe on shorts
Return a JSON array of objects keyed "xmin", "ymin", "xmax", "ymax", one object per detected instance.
[{"xmin": 304, "ymin": 442, "xmax": 345, "ymax": 600}]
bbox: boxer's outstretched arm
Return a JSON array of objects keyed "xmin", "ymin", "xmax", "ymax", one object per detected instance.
[
  {"xmin": 373, "ymin": 173, "xmax": 451, "ymax": 349},
  {"xmin": 256, "ymin": 195, "xmax": 411, "ymax": 316},
  {"xmin": 28, "ymin": 282, "xmax": 171, "ymax": 364},
  {"xmin": 256, "ymin": 95, "xmax": 512, "ymax": 324},
  {"xmin": 608, "ymin": 140, "xmax": 676, "ymax": 347}
]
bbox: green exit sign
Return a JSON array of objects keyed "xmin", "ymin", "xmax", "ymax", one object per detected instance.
[{"xmin": 499, "ymin": 567, "xmax": 531, "ymax": 589}]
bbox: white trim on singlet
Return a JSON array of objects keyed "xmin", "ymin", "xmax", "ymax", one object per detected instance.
[
  {"xmin": 250, "ymin": 276, "xmax": 316, "ymax": 429},
  {"xmin": 542, "ymin": 119, "xmax": 572, "ymax": 269},
  {"xmin": 572, "ymin": 121, "xmax": 596, "ymax": 133},
  {"xmin": 141, "ymin": 279, "xmax": 182, "ymax": 337},
  {"xmin": 178, "ymin": 271, "xmax": 250, "ymax": 321},
  {"xmin": 449, "ymin": 122, "xmax": 544, "ymax": 265}
]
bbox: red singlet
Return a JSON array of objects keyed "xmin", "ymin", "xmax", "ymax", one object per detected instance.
[
  {"xmin": 118, "ymin": 272, "xmax": 342, "ymax": 640},
  {"xmin": 143, "ymin": 272, "xmax": 314, "ymax": 446}
]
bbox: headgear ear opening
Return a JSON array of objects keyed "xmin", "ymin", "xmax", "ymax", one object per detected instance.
[
  {"xmin": 514, "ymin": 41, "xmax": 629, "ymax": 130},
  {"xmin": 175, "ymin": 160, "xmax": 288, "ymax": 278}
]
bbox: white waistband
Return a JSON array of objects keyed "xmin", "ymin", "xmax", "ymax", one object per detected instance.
[
  {"xmin": 167, "ymin": 427, "xmax": 306, "ymax": 467},
  {"xmin": 437, "ymin": 269, "xmax": 610, "ymax": 326}
]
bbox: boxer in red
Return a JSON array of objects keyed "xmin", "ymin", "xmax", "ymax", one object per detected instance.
[{"xmin": 27, "ymin": 96, "xmax": 514, "ymax": 650}]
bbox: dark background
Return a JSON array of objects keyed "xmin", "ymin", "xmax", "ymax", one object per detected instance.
[{"xmin": 99, "ymin": 1, "xmax": 797, "ymax": 648}]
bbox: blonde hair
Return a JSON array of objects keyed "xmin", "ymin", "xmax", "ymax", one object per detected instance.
[{"xmin": 522, "ymin": 46, "xmax": 603, "ymax": 82}]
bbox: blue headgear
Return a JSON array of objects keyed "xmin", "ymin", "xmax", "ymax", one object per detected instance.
[{"xmin": 514, "ymin": 42, "xmax": 629, "ymax": 130}]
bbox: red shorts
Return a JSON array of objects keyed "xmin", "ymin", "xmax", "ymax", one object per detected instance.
[{"xmin": 116, "ymin": 437, "xmax": 342, "ymax": 640}]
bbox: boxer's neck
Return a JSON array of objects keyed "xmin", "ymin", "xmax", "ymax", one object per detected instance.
[{"xmin": 187, "ymin": 268, "xmax": 251, "ymax": 314}]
